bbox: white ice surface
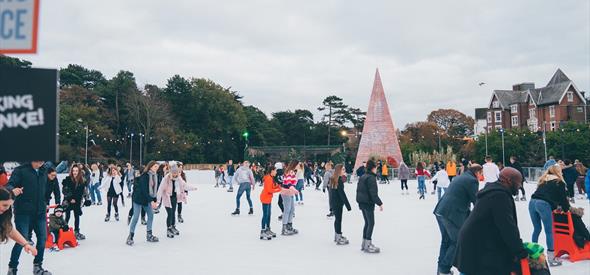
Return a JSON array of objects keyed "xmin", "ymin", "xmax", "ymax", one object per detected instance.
[{"xmin": 1, "ymin": 170, "xmax": 589, "ymax": 275}]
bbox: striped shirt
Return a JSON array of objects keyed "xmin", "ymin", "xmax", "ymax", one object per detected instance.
[{"xmin": 282, "ymin": 174, "xmax": 297, "ymax": 189}]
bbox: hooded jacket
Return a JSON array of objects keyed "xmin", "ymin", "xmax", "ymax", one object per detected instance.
[
  {"xmin": 356, "ymin": 171, "xmax": 383, "ymax": 207},
  {"xmin": 455, "ymin": 182, "xmax": 528, "ymax": 275},
  {"xmin": 531, "ymin": 176, "xmax": 570, "ymax": 211},
  {"xmin": 433, "ymin": 170, "xmax": 479, "ymax": 227}
]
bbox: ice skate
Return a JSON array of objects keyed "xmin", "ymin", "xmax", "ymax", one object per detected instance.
[
  {"xmin": 154, "ymin": 208, "xmax": 160, "ymax": 214},
  {"xmin": 548, "ymin": 251, "xmax": 562, "ymax": 267},
  {"xmin": 248, "ymin": 208, "xmax": 253, "ymax": 215},
  {"xmin": 326, "ymin": 212, "xmax": 334, "ymax": 218},
  {"xmin": 520, "ymin": 196, "xmax": 526, "ymax": 201},
  {"xmin": 514, "ymin": 197, "xmax": 519, "ymax": 201},
  {"xmin": 569, "ymin": 197, "xmax": 575, "ymax": 204},
  {"xmin": 50, "ymin": 244, "xmax": 60, "ymax": 252},
  {"xmin": 167, "ymin": 227, "xmax": 175, "ymax": 238},
  {"xmin": 281, "ymin": 224, "xmax": 295, "ymax": 236},
  {"xmin": 266, "ymin": 228, "xmax": 277, "ymax": 238},
  {"xmin": 171, "ymin": 225, "xmax": 180, "ymax": 235},
  {"xmin": 75, "ymin": 230, "xmax": 86, "ymax": 240},
  {"xmin": 335, "ymin": 234, "xmax": 349, "ymax": 245},
  {"xmin": 104, "ymin": 214, "xmax": 110, "ymax": 222},
  {"xmin": 146, "ymin": 230, "xmax": 159, "ymax": 242},
  {"xmin": 231, "ymin": 209, "xmax": 240, "ymax": 216},
  {"xmin": 97, "ymin": 201, "xmax": 102, "ymax": 206},
  {"xmin": 287, "ymin": 223, "xmax": 298, "ymax": 234},
  {"xmin": 33, "ymin": 264, "xmax": 52, "ymax": 275},
  {"xmin": 126, "ymin": 233, "xmax": 134, "ymax": 246},
  {"xmin": 363, "ymin": 240, "xmax": 380, "ymax": 253},
  {"xmin": 260, "ymin": 230, "xmax": 272, "ymax": 240},
  {"xmin": 227, "ymin": 187, "xmax": 234, "ymax": 192},
  {"xmin": 115, "ymin": 213, "xmax": 119, "ymax": 221},
  {"xmin": 178, "ymin": 214, "xmax": 184, "ymax": 223},
  {"xmin": 6, "ymin": 268, "xmax": 17, "ymax": 275}
]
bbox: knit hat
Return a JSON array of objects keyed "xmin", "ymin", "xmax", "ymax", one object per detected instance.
[
  {"xmin": 169, "ymin": 163, "xmax": 179, "ymax": 174},
  {"xmin": 523, "ymin": 242, "xmax": 545, "ymax": 260},
  {"xmin": 54, "ymin": 206, "xmax": 64, "ymax": 214}
]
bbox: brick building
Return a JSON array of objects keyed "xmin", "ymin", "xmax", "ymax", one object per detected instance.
[{"xmin": 482, "ymin": 69, "xmax": 588, "ymax": 132}]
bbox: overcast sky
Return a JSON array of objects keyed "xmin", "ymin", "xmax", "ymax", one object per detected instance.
[{"xmin": 15, "ymin": 0, "xmax": 590, "ymax": 128}]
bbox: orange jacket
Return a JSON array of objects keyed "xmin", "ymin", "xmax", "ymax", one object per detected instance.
[
  {"xmin": 260, "ymin": 175, "xmax": 281, "ymax": 204},
  {"xmin": 446, "ymin": 162, "xmax": 457, "ymax": 176}
]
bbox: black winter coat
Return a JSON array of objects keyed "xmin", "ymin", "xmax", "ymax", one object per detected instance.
[
  {"xmin": 455, "ymin": 182, "xmax": 528, "ymax": 275},
  {"xmin": 531, "ymin": 179, "xmax": 570, "ymax": 211},
  {"xmin": 356, "ymin": 171, "xmax": 382, "ymax": 207},
  {"xmin": 330, "ymin": 177, "xmax": 352, "ymax": 211},
  {"xmin": 562, "ymin": 166, "xmax": 578, "ymax": 185},
  {"xmin": 61, "ymin": 176, "xmax": 87, "ymax": 204},
  {"xmin": 6, "ymin": 164, "xmax": 48, "ymax": 216},
  {"xmin": 433, "ymin": 170, "xmax": 479, "ymax": 227},
  {"xmin": 506, "ymin": 161, "xmax": 525, "ymax": 183},
  {"xmin": 45, "ymin": 177, "xmax": 61, "ymax": 205},
  {"xmin": 132, "ymin": 173, "xmax": 157, "ymax": 206}
]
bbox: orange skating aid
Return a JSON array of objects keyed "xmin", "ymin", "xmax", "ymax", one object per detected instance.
[
  {"xmin": 44, "ymin": 205, "xmax": 78, "ymax": 250},
  {"xmin": 552, "ymin": 211, "xmax": 590, "ymax": 262}
]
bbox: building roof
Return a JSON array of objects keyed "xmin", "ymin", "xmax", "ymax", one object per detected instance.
[
  {"xmin": 493, "ymin": 90, "xmax": 528, "ymax": 109},
  {"xmin": 529, "ymin": 81, "xmax": 572, "ymax": 106},
  {"xmin": 546, "ymin": 68, "xmax": 571, "ymax": 86}
]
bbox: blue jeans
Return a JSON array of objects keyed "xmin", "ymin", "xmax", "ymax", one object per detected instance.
[
  {"xmin": 437, "ymin": 186, "xmax": 447, "ymax": 201},
  {"xmin": 436, "ymin": 215, "xmax": 460, "ymax": 274},
  {"xmin": 236, "ymin": 182, "xmax": 253, "ymax": 209},
  {"xmin": 418, "ymin": 176, "xmax": 426, "ymax": 195},
  {"xmin": 126, "ymin": 179, "xmax": 133, "ymax": 193},
  {"xmin": 261, "ymin": 203, "xmax": 271, "ymax": 229},
  {"xmin": 89, "ymin": 182, "xmax": 102, "ymax": 203},
  {"xmin": 529, "ymin": 198, "xmax": 554, "ymax": 250},
  {"xmin": 129, "ymin": 202, "xmax": 154, "ymax": 233},
  {"xmin": 281, "ymin": 194, "xmax": 295, "ymax": 225},
  {"xmin": 9, "ymin": 213, "xmax": 47, "ymax": 268},
  {"xmin": 295, "ymin": 179, "xmax": 304, "ymax": 201}
]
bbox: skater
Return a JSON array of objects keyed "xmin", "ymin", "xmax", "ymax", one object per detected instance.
[
  {"xmin": 227, "ymin": 160, "xmax": 235, "ymax": 192},
  {"xmin": 575, "ymin": 162, "xmax": 587, "ymax": 198},
  {"xmin": 323, "ymin": 162, "xmax": 334, "ymax": 217},
  {"xmin": 314, "ymin": 163, "xmax": 324, "ymax": 190},
  {"xmin": 62, "ymin": 165, "xmax": 88, "ymax": 241},
  {"xmin": 381, "ymin": 162, "xmax": 389, "ymax": 184},
  {"xmin": 562, "ymin": 159, "xmax": 577, "ymax": 203},
  {"xmin": 356, "ymin": 159, "xmax": 383, "ymax": 253},
  {"xmin": 345, "ymin": 161, "xmax": 353, "ymax": 183},
  {"xmin": 157, "ymin": 163, "xmax": 187, "ymax": 238},
  {"xmin": 330, "ymin": 164, "xmax": 352, "ymax": 245},
  {"xmin": 482, "ymin": 156, "xmax": 500, "ymax": 183},
  {"xmin": 48, "ymin": 206, "xmax": 69, "ymax": 252},
  {"xmin": 506, "ymin": 156, "xmax": 526, "ymax": 201},
  {"xmin": 415, "ymin": 162, "xmax": 431, "ymax": 199},
  {"xmin": 431, "ymin": 167, "xmax": 449, "ymax": 201},
  {"xmin": 280, "ymin": 161, "xmax": 300, "ymax": 235},
  {"xmin": 176, "ymin": 162, "xmax": 188, "ymax": 223},
  {"xmin": 433, "ymin": 164, "xmax": 482, "ymax": 275},
  {"xmin": 126, "ymin": 161, "xmax": 160, "ymax": 246},
  {"xmin": 529, "ymin": 164, "xmax": 570, "ymax": 267},
  {"xmin": 455, "ymin": 167, "xmax": 528, "ymax": 275},
  {"xmin": 101, "ymin": 166, "xmax": 123, "ymax": 222},
  {"xmin": 88, "ymin": 163, "xmax": 103, "ymax": 205},
  {"xmin": 259, "ymin": 166, "xmax": 281, "ymax": 240},
  {"xmin": 214, "ymin": 165, "xmax": 221, "ymax": 187},
  {"xmin": 45, "ymin": 168, "xmax": 61, "ymax": 205},
  {"xmin": 5, "ymin": 160, "xmax": 51, "ymax": 275},
  {"xmin": 445, "ymin": 159, "xmax": 457, "ymax": 182},
  {"xmin": 398, "ymin": 161, "xmax": 410, "ymax": 195},
  {"xmin": 304, "ymin": 162, "xmax": 315, "ymax": 187},
  {"xmin": 231, "ymin": 161, "xmax": 255, "ymax": 216},
  {"xmin": 356, "ymin": 161, "xmax": 366, "ymax": 178},
  {"xmin": 0, "ymin": 187, "xmax": 38, "ymax": 259},
  {"xmin": 295, "ymin": 162, "xmax": 305, "ymax": 204},
  {"xmin": 124, "ymin": 163, "xmax": 135, "ymax": 197}
]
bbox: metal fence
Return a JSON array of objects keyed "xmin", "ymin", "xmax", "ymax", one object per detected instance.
[{"xmin": 368, "ymin": 167, "xmax": 545, "ymax": 182}]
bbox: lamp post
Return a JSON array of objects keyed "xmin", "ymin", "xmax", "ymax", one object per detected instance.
[
  {"xmin": 129, "ymin": 133, "xmax": 134, "ymax": 165},
  {"xmin": 499, "ymin": 128, "xmax": 505, "ymax": 165},
  {"xmin": 341, "ymin": 130, "xmax": 347, "ymax": 154},
  {"xmin": 436, "ymin": 130, "xmax": 442, "ymax": 153},
  {"xmin": 485, "ymin": 128, "xmax": 488, "ymax": 156},
  {"xmin": 243, "ymin": 131, "xmax": 249, "ymax": 160},
  {"xmin": 139, "ymin": 133, "xmax": 144, "ymax": 167},
  {"xmin": 77, "ymin": 119, "xmax": 89, "ymax": 165}
]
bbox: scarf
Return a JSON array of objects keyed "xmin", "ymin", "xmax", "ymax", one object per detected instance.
[{"xmin": 148, "ymin": 171, "xmax": 157, "ymax": 198}]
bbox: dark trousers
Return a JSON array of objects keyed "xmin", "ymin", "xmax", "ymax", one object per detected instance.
[
  {"xmin": 401, "ymin": 179, "xmax": 408, "ymax": 190},
  {"xmin": 333, "ymin": 204, "xmax": 344, "ymax": 234},
  {"xmin": 278, "ymin": 194, "xmax": 284, "ymax": 213},
  {"xmin": 360, "ymin": 205, "xmax": 375, "ymax": 240},
  {"xmin": 436, "ymin": 215, "xmax": 460, "ymax": 274},
  {"xmin": 50, "ymin": 229, "xmax": 60, "ymax": 244},
  {"xmin": 177, "ymin": 202, "xmax": 183, "ymax": 215},
  {"xmin": 65, "ymin": 204, "xmax": 81, "ymax": 231},
  {"xmin": 107, "ymin": 195, "xmax": 119, "ymax": 215},
  {"xmin": 165, "ymin": 196, "xmax": 178, "ymax": 227},
  {"xmin": 566, "ymin": 181, "xmax": 575, "ymax": 197},
  {"xmin": 9, "ymin": 213, "xmax": 47, "ymax": 268},
  {"xmin": 261, "ymin": 203, "xmax": 271, "ymax": 229}
]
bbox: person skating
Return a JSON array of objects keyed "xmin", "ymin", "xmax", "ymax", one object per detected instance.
[
  {"xmin": 322, "ymin": 162, "xmax": 334, "ymax": 217},
  {"xmin": 231, "ymin": 161, "xmax": 255, "ymax": 216},
  {"xmin": 562, "ymin": 159, "xmax": 577, "ymax": 203},
  {"xmin": 124, "ymin": 163, "xmax": 135, "ymax": 198},
  {"xmin": 5, "ymin": 162, "xmax": 50, "ymax": 275},
  {"xmin": 48, "ymin": 206, "xmax": 69, "ymax": 252},
  {"xmin": 433, "ymin": 164, "xmax": 483, "ymax": 275},
  {"xmin": 415, "ymin": 162, "xmax": 431, "ymax": 199},
  {"xmin": 431, "ymin": 167, "xmax": 450, "ymax": 201},
  {"xmin": 356, "ymin": 159, "xmax": 384, "ymax": 253},
  {"xmin": 127, "ymin": 161, "xmax": 160, "ymax": 246},
  {"xmin": 88, "ymin": 163, "xmax": 103, "ymax": 205},
  {"xmin": 226, "ymin": 160, "xmax": 236, "ymax": 192},
  {"xmin": 176, "ymin": 162, "xmax": 189, "ymax": 223},
  {"xmin": 398, "ymin": 161, "xmax": 410, "ymax": 195},
  {"xmin": 259, "ymin": 166, "xmax": 281, "ymax": 240},
  {"xmin": 445, "ymin": 160, "xmax": 457, "ymax": 182},
  {"xmin": 529, "ymin": 164, "xmax": 570, "ymax": 266},
  {"xmin": 482, "ymin": 156, "xmax": 500, "ymax": 183},
  {"xmin": 157, "ymin": 163, "xmax": 187, "ymax": 238},
  {"xmin": 295, "ymin": 162, "xmax": 305, "ymax": 204},
  {"xmin": 355, "ymin": 162, "xmax": 366, "ymax": 179},
  {"xmin": 345, "ymin": 161, "xmax": 353, "ymax": 183},
  {"xmin": 330, "ymin": 164, "xmax": 352, "ymax": 245},
  {"xmin": 454, "ymin": 167, "xmax": 528, "ymax": 275},
  {"xmin": 62, "ymin": 165, "xmax": 88, "ymax": 241},
  {"xmin": 381, "ymin": 162, "xmax": 389, "ymax": 184},
  {"xmin": 506, "ymin": 156, "xmax": 527, "ymax": 201},
  {"xmin": 280, "ymin": 161, "xmax": 300, "ymax": 235},
  {"xmin": 101, "ymin": 166, "xmax": 122, "ymax": 222}
]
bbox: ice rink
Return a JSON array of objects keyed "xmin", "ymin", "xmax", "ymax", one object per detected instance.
[{"xmin": 1, "ymin": 170, "xmax": 589, "ymax": 275}]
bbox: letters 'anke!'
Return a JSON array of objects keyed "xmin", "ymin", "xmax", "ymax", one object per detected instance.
[{"xmin": 354, "ymin": 69, "xmax": 403, "ymax": 169}]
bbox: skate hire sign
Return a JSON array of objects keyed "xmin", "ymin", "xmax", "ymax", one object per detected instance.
[
  {"xmin": 0, "ymin": 67, "xmax": 58, "ymax": 162},
  {"xmin": 0, "ymin": 0, "xmax": 40, "ymax": 54}
]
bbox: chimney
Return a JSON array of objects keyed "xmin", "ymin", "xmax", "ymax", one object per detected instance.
[{"xmin": 512, "ymin": 82, "xmax": 535, "ymax": 91}]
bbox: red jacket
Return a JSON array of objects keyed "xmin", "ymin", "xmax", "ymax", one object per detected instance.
[{"xmin": 260, "ymin": 175, "xmax": 281, "ymax": 204}]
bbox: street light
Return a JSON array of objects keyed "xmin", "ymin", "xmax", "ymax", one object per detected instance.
[
  {"xmin": 341, "ymin": 130, "xmax": 347, "ymax": 137},
  {"xmin": 77, "ymin": 119, "xmax": 89, "ymax": 165},
  {"xmin": 139, "ymin": 133, "xmax": 144, "ymax": 167},
  {"xmin": 129, "ymin": 133, "xmax": 134, "ymax": 165},
  {"xmin": 499, "ymin": 128, "xmax": 505, "ymax": 165},
  {"xmin": 243, "ymin": 131, "xmax": 249, "ymax": 160}
]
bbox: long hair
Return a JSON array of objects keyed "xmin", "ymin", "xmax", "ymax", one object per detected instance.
[
  {"xmin": 330, "ymin": 164, "xmax": 344, "ymax": 189},
  {"xmin": 284, "ymin": 161, "xmax": 299, "ymax": 175},
  {"xmin": 69, "ymin": 164, "xmax": 84, "ymax": 184},
  {"xmin": 539, "ymin": 165, "xmax": 565, "ymax": 185},
  {"xmin": 0, "ymin": 188, "xmax": 14, "ymax": 243},
  {"xmin": 143, "ymin": 161, "xmax": 159, "ymax": 174},
  {"xmin": 416, "ymin": 162, "xmax": 424, "ymax": 171},
  {"xmin": 576, "ymin": 163, "xmax": 587, "ymax": 176},
  {"xmin": 265, "ymin": 165, "xmax": 276, "ymax": 175}
]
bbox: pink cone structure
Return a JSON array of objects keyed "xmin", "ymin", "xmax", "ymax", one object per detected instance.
[{"xmin": 354, "ymin": 69, "xmax": 403, "ymax": 169}]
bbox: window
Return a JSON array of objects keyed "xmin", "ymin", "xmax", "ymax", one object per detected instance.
[
  {"xmin": 492, "ymin": 100, "xmax": 499, "ymax": 108},
  {"xmin": 529, "ymin": 108, "xmax": 536, "ymax": 119},
  {"xmin": 577, "ymin": 107, "xmax": 584, "ymax": 113},
  {"xmin": 549, "ymin": 105, "xmax": 555, "ymax": 118},
  {"xmin": 567, "ymin": 91, "xmax": 574, "ymax": 102},
  {"xmin": 550, "ymin": 121, "xmax": 556, "ymax": 131},
  {"xmin": 487, "ymin": 112, "xmax": 492, "ymax": 123},
  {"xmin": 495, "ymin": 111, "xmax": 502, "ymax": 122},
  {"xmin": 511, "ymin": 116, "xmax": 519, "ymax": 127},
  {"xmin": 510, "ymin": 104, "xmax": 518, "ymax": 114}
]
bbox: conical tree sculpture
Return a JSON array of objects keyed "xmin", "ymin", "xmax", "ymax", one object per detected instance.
[{"xmin": 354, "ymin": 69, "xmax": 403, "ymax": 169}]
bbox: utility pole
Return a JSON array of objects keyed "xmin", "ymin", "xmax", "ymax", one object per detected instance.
[
  {"xmin": 139, "ymin": 133, "xmax": 143, "ymax": 167},
  {"xmin": 130, "ymin": 133, "xmax": 134, "ymax": 165},
  {"xmin": 85, "ymin": 125, "xmax": 89, "ymax": 165}
]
